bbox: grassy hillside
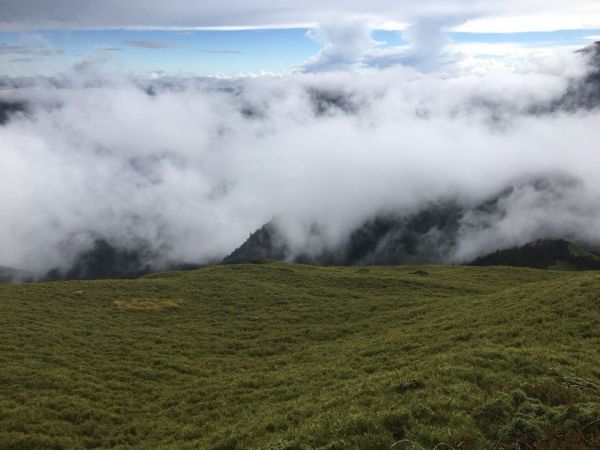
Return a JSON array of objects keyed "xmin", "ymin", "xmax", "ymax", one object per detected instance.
[{"xmin": 1, "ymin": 263, "xmax": 600, "ymax": 449}]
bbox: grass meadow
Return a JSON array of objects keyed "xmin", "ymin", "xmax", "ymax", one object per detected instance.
[{"xmin": 1, "ymin": 262, "xmax": 600, "ymax": 449}]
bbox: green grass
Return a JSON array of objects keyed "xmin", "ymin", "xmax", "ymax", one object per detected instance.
[
  {"xmin": 567, "ymin": 243, "xmax": 600, "ymax": 260},
  {"xmin": 1, "ymin": 262, "xmax": 600, "ymax": 449}
]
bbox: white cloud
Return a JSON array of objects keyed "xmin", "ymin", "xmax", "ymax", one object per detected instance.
[
  {"xmin": 301, "ymin": 20, "xmax": 377, "ymax": 72},
  {"xmin": 455, "ymin": 13, "xmax": 600, "ymax": 33},
  {"xmin": 301, "ymin": 17, "xmax": 462, "ymax": 72},
  {"xmin": 0, "ymin": 45, "xmax": 598, "ymax": 273}
]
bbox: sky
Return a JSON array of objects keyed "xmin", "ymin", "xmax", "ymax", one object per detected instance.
[{"xmin": 1, "ymin": 0, "xmax": 600, "ymax": 76}]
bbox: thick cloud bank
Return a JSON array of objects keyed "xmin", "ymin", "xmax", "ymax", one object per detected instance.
[{"xmin": 1, "ymin": 46, "xmax": 600, "ymax": 276}]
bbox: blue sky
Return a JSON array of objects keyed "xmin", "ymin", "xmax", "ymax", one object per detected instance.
[
  {"xmin": 0, "ymin": 29, "xmax": 320, "ymax": 76},
  {"xmin": 1, "ymin": 27, "xmax": 600, "ymax": 77}
]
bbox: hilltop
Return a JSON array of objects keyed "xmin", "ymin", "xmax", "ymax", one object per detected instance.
[
  {"xmin": 471, "ymin": 239, "xmax": 600, "ymax": 270},
  {"xmin": 1, "ymin": 263, "xmax": 600, "ymax": 449}
]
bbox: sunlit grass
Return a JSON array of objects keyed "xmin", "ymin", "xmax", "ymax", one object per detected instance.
[{"xmin": 112, "ymin": 297, "xmax": 182, "ymax": 311}]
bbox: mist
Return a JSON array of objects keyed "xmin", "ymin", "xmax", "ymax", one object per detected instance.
[{"xmin": 1, "ymin": 45, "xmax": 600, "ymax": 276}]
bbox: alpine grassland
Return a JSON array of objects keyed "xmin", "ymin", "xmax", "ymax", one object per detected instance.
[{"xmin": 1, "ymin": 262, "xmax": 600, "ymax": 449}]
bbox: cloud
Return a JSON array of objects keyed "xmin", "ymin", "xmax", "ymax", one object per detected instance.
[
  {"xmin": 364, "ymin": 17, "xmax": 465, "ymax": 71},
  {"xmin": 0, "ymin": 43, "xmax": 61, "ymax": 56},
  {"xmin": 0, "ymin": 1, "xmax": 599, "ymax": 32},
  {"xmin": 298, "ymin": 15, "xmax": 590, "ymax": 73},
  {"xmin": 301, "ymin": 20, "xmax": 376, "ymax": 72},
  {"xmin": 301, "ymin": 16, "xmax": 464, "ymax": 72},
  {"xmin": 9, "ymin": 58, "xmax": 34, "ymax": 63},
  {"xmin": 124, "ymin": 40, "xmax": 180, "ymax": 49},
  {"xmin": 0, "ymin": 44, "xmax": 599, "ymax": 276},
  {"xmin": 456, "ymin": 13, "xmax": 600, "ymax": 33},
  {"xmin": 203, "ymin": 49, "xmax": 243, "ymax": 55}
]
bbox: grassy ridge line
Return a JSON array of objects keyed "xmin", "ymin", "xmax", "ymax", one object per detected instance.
[{"xmin": 0, "ymin": 263, "xmax": 599, "ymax": 449}]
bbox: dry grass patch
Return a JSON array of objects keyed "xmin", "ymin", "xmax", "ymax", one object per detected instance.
[{"xmin": 113, "ymin": 297, "xmax": 183, "ymax": 311}]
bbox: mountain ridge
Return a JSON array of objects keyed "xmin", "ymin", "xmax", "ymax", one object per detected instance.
[{"xmin": 470, "ymin": 239, "xmax": 600, "ymax": 270}]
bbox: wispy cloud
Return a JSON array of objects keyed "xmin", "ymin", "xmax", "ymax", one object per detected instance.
[
  {"xmin": 0, "ymin": 43, "xmax": 61, "ymax": 56},
  {"xmin": 203, "ymin": 49, "xmax": 242, "ymax": 55},
  {"xmin": 124, "ymin": 40, "xmax": 180, "ymax": 49}
]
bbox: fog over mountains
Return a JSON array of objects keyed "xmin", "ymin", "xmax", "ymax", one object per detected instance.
[{"xmin": 1, "ymin": 43, "xmax": 600, "ymax": 279}]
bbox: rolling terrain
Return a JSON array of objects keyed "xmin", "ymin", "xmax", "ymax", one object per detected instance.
[{"xmin": 1, "ymin": 262, "xmax": 600, "ymax": 449}]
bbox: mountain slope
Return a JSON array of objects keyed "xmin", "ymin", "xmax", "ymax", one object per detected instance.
[
  {"xmin": 0, "ymin": 266, "xmax": 33, "ymax": 283},
  {"xmin": 1, "ymin": 239, "xmax": 202, "ymax": 283},
  {"xmin": 0, "ymin": 100, "xmax": 27, "ymax": 125},
  {"xmin": 223, "ymin": 221, "xmax": 289, "ymax": 264},
  {"xmin": 557, "ymin": 41, "xmax": 600, "ymax": 110},
  {"xmin": 470, "ymin": 239, "xmax": 600, "ymax": 270},
  {"xmin": 223, "ymin": 201, "xmax": 467, "ymax": 266},
  {"xmin": 223, "ymin": 177, "xmax": 593, "ymax": 267}
]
